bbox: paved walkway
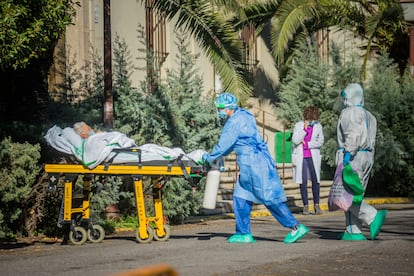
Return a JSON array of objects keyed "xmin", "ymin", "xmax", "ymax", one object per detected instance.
[{"xmin": 2, "ymin": 204, "xmax": 413, "ymax": 276}]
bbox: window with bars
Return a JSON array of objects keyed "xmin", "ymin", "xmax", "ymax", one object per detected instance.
[
  {"xmin": 145, "ymin": 0, "xmax": 168, "ymax": 92},
  {"xmin": 240, "ymin": 23, "xmax": 258, "ymax": 73},
  {"xmin": 316, "ymin": 28, "xmax": 330, "ymax": 63},
  {"xmin": 146, "ymin": 1, "xmax": 168, "ymax": 67}
]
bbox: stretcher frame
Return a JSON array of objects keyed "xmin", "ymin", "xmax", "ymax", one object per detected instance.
[{"xmin": 45, "ymin": 156, "xmax": 204, "ymax": 244}]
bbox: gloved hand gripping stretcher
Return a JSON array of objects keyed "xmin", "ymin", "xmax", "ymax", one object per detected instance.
[{"xmin": 44, "ymin": 125, "xmax": 208, "ymax": 245}]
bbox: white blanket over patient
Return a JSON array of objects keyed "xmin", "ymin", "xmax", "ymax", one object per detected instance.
[{"xmin": 44, "ymin": 125, "xmax": 206, "ymax": 169}]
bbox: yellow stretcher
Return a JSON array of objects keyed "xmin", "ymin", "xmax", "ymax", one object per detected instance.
[{"xmin": 45, "ymin": 152, "xmax": 204, "ymax": 245}]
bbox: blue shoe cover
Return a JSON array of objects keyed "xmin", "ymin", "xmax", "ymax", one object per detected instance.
[
  {"xmin": 370, "ymin": 210, "xmax": 388, "ymax": 240},
  {"xmin": 283, "ymin": 224, "xmax": 309, "ymax": 244},
  {"xmin": 227, "ymin": 233, "xmax": 256, "ymax": 243},
  {"xmin": 339, "ymin": 232, "xmax": 366, "ymax": 241}
]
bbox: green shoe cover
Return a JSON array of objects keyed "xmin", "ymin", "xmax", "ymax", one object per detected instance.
[
  {"xmin": 227, "ymin": 233, "xmax": 256, "ymax": 243},
  {"xmin": 370, "ymin": 210, "xmax": 388, "ymax": 240},
  {"xmin": 339, "ymin": 232, "xmax": 367, "ymax": 241},
  {"xmin": 284, "ymin": 224, "xmax": 309, "ymax": 244}
]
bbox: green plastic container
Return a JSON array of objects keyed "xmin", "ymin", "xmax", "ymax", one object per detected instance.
[{"xmin": 275, "ymin": 131, "xmax": 292, "ymax": 163}]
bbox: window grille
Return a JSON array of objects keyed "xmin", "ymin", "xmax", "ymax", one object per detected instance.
[
  {"xmin": 241, "ymin": 23, "xmax": 258, "ymax": 73},
  {"xmin": 145, "ymin": 0, "xmax": 168, "ymax": 92}
]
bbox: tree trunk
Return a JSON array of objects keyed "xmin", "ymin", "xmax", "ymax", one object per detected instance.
[
  {"xmin": 103, "ymin": 0, "xmax": 114, "ymax": 128},
  {"xmin": 20, "ymin": 172, "xmax": 49, "ymax": 238}
]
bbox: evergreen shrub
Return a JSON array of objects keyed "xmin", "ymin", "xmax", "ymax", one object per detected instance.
[
  {"xmin": 113, "ymin": 28, "xmax": 220, "ymax": 224},
  {"xmin": 0, "ymin": 137, "xmax": 41, "ymax": 239}
]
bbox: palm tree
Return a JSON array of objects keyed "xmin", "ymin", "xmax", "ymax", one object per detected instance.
[
  {"xmin": 139, "ymin": 0, "xmax": 252, "ymax": 102},
  {"xmin": 240, "ymin": 0, "xmax": 409, "ymax": 79},
  {"xmin": 143, "ymin": 0, "xmax": 409, "ymax": 98},
  {"xmin": 361, "ymin": 0, "xmax": 409, "ymax": 78}
]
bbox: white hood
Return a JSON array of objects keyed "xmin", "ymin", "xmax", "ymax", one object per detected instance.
[{"xmin": 342, "ymin": 83, "xmax": 364, "ymax": 107}]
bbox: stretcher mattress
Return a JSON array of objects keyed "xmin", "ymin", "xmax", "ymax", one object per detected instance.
[{"xmin": 44, "ymin": 125, "xmax": 206, "ymax": 169}]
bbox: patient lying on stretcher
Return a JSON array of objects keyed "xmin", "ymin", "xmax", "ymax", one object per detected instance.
[
  {"xmin": 44, "ymin": 123, "xmax": 207, "ymax": 169},
  {"xmin": 73, "ymin": 121, "xmax": 97, "ymax": 139}
]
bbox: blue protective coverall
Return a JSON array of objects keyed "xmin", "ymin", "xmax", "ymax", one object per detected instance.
[{"xmin": 204, "ymin": 108, "xmax": 299, "ymax": 234}]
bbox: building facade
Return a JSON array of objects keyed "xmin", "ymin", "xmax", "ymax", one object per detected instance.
[{"xmin": 49, "ymin": 0, "xmax": 283, "ymax": 156}]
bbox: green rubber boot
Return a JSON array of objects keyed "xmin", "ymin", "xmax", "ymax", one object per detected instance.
[
  {"xmin": 284, "ymin": 224, "xmax": 309, "ymax": 244},
  {"xmin": 227, "ymin": 233, "xmax": 256, "ymax": 243},
  {"xmin": 370, "ymin": 210, "xmax": 388, "ymax": 240},
  {"xmin": 339, "ymin": 231, "xmax": 367, "ymax": 241}
]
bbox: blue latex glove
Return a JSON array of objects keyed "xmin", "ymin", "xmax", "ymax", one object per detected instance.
[
  {"xmin": 202, "ymin": 153, "xmax": 210, "ymax": 164},
  {"xmin": 343, "ymin": 151, "xmax": 352, "ymax": 166}
]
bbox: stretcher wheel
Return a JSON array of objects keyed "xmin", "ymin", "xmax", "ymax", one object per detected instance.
[
  {"xmin": 69, "ymin": 226, "xmax": 88, "ymax": 245},
  {"xmin": 87, "ymin": 225, "xmax": 105, "ymax": 243},
  {"xmin": 153, "ymin": 225, "xmax": 171, "ymax": 241},
  {"xmin": 136, "ymin": 226, "xmax": 154, "ymax": 243}
]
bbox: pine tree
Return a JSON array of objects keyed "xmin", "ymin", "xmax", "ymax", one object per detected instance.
[
  {"xmin": 113, "ymin": 27, "xmax": 221, "ymax": 223},
  {"xmin": 397, "ymin": 72, "xmax": 414, "ymax": 197},
  {"xmin": 277, "ymin": 41, "xmax": 414, "ymax": 197},
  {"xmin": 113, "ymin": 33, "xmax": 144, "ymax": 142},
  {"xmin": 156, "ymin": 29, "xmax": 220, "ymax": 222},
  {"xmin": 90, "ymin": 176, "xmax": 132, "ymax": 225},
  {"xmin": 163, "ymin": 29, "xmax": 221, "ymax": 152},
  {"xmin": 0, "ymin": 137, "xmax": 41, "ymax": 238},
  {"xmin": 276, "ymin": 42, "xmax": 331, "ymax": 127},
  {"xmin": 276, "ymin": 41, "xmax": 338, "ymax": 173},
  {"xmin": 366, "ymin": 53, "xmax": 413, "ymax": 196},
  {"xmin": 275, "ymin": 40, "xmax": 379, "ymax": 180},
  {"xmin": 322, "ymin": 44, "xmax": 364, "ymax": 168}
]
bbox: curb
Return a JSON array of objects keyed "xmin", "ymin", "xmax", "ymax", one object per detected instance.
[
  {"xmin": 249, "ymin": 197, "xmax": 413, "ymax": 218},
  {"xmin": 364, "ymin": 197, "xmax": 412, "ymax": 204}
]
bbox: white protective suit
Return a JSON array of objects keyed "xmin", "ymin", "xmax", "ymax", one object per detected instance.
[
  {"xmin": 291, "ymin": 121, "xmax": 324, "ymax": 184},
  {"xmin": 336, "ymin": 83, "xmax": 378, "ymax": 234}
]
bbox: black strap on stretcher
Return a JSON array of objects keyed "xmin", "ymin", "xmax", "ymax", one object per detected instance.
[
  {"xmin": 102, "ymin": 148, "xmax": 191, "ymax": 179},
  {"xmin": 104, "ymin": 148, "xmax": 142, "ymax": 170},
  {"xmin": 175, "ymin": 154, "xmax": 190, "ymax": 180}
]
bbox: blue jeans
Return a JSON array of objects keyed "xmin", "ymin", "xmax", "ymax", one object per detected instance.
[{"xmin": 233, "ymin": 196, "xmax": 299, "ymax": 234}]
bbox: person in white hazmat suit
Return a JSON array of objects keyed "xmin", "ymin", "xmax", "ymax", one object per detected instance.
[
  {"xmin": 336, "ymin": 83, "xmax": 388, "ymax": 240},
  {"xmin": 202, "ymin": 92, "xmax": 309, "ymax": 243}
]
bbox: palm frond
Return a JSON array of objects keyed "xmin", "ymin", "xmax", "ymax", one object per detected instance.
[
  {"xmin": 139, "ymin": 0, "xmax": 251, "ymax": 101},
  {"xmin": 271, "ymin": 0, "xmax": 321, "ymax": 64},
  {"xmin": 362, "ymin": 0, "xmax": 409, "ymax": 79},
  {"xmin": 236, "ymin": 0, "xmax": 282, "ymax": 31}
]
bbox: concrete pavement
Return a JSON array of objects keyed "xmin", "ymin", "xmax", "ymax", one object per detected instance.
[{"xmin": 1, "ymin": 199, "xmax": 413, "ymax": 276}]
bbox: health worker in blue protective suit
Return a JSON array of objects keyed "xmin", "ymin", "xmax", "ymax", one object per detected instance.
[
  {"xmin": 202, "ymin": 92, "xmax": 309, "ymax": 244},
  {"xmin": 336, "ymin": 83, "xmax": 387, "ymax": 241}
]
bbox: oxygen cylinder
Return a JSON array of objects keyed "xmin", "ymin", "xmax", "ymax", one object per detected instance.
[{"xmin": 202, "ymin": 167, "xmax": 220, "ymax": 209}]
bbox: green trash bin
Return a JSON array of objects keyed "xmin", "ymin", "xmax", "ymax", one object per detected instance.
[{"xmin": 275, "ymin": 131, "xmax": 292, "ymax": 163}]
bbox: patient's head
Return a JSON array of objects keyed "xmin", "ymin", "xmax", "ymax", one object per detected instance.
[{"xmin": 74, "ymin": 121, "xmax": 94, "ymax": 138}]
